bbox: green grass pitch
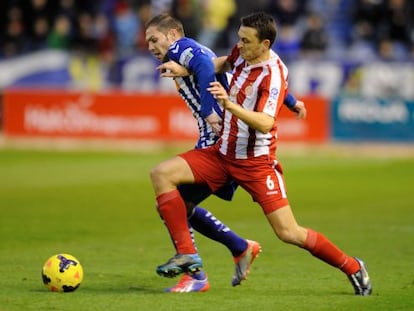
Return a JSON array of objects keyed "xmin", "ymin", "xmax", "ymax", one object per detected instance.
[{"xmin": 0, "ymin": 145, "xmax": 413, "ymax": 310}]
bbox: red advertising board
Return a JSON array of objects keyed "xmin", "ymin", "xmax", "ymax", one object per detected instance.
[
  {"xmin": 3, "ymin": 90, "xmax": 329, "ymax": 142},
  {"xmin": 3, "ymin": 89, "xmax": 199, "ymax": 141},
  {"xmin": 278, "ymin": 95, "xmax": 330, "ymax": 142}
]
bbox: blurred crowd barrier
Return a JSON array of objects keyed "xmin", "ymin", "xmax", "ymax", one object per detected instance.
[
  {"xmin": 1, "ymin": 50, "xmax": 414, "ymax": 99},
  {"xmin": 2, "ymin": 89, "xmax": 328, "ymax": 142},
  {"xmin": 1, "ymin": 50, "xmax": 414, "ymax": 143}
]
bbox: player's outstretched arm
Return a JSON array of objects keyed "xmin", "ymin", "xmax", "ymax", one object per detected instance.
[
  {"xmin": 205, "ymin": 113, "xmax": 222, "ymax": 135},
  {"xmin": 158, "ymin": 55, "xmax": 231, "ymax": 78},
  {"xmin": 284, "ymin": 93, "xmax": 307, "ymax": 119},
  {"xmin": 157, "ymin": 61, "xmax": 189, "ymax": 77},
  {"xmin": 207, "ymin": 81, "xmax": 274, "ymax": 134},
  {"xmin": 213, "ymin": 56, "xmax": 231, "ymax": 73},
  {"xmin": 292, "ymin": 100, "xmax": 307, "ymax": 119}
]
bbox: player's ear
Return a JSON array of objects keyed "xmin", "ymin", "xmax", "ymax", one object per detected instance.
[
  {"xmin": 166, "ymin": 30, "xmax": 174, "ymax": 42},
  {"xmin": 262, "ymin": 39, "xmax": 271, "ymax": 50},
  {"xmin": 166, "ymin": 29, "xmax": 179, "ymax": 42}
]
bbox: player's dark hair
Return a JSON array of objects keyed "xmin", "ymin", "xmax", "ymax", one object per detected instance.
[
  {"xmin": 241, "ymin": 12, "xmax": 277, "ymax": 47},
  {"xmin": 145, "ymin": 14, "xmax": 185, "ymax": 36}
]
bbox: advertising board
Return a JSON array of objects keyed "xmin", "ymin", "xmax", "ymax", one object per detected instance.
[
  {"xmin": 332, "ymin": 95, "xmax": 414, "ymax": 141},
  {"xmin": 3, "ymin": 90, "xmax": 329, "ymax": 143}
]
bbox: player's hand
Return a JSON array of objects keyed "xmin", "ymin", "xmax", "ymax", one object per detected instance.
[
  {"xmin": 207, "ymin": 81, "xmax": 230, "ymax": 108},
  {"xmin": 206, "ymin": 113, "xmax": 222, "ymax": 135},
  {"xmin": 292, "ymin": 100, "xmax": 307, "ymax": 119},
  {"xmin": 157, "ymin": 61, "xmax": 189, "ymax": 77}
]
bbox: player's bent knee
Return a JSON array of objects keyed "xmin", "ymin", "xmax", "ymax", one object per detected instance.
[
  {"xmin": 275, "ymin": 228, "xmax": 302, "ymax": 246},
  {"xmin": 151, "ymin": 161, "xmax": 171, "ymax": 179},
  {"xmin": 150, "ymin": 164, "xmax": 172, "ymax": 188},
  {"xmin": 149, "ymin": 165, "xmax": 162, "ymax": 184}
]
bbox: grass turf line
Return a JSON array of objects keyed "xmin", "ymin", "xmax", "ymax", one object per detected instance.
[{"xmin": 0, "ymin": 148, "xmax": 413, "ymax": 311}]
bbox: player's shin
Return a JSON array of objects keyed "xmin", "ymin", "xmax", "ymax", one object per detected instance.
[
  {"xmin": 301, "ymin": 228, "xmax": 360, "ymax": 275},
  {"xmin": 156, "ymin": 189, "xmax": 197, "ymax": 254},
  {"xmin": 189, "ymin": 206, "xmax": 247, "ymax": 256}
]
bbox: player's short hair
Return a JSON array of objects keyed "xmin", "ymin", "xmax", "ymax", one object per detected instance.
[
  {"xmin": 241, "ymin": 12, "xmax": 277, "ymax": 47},
  {"xmin": 145, "ymin": 14, "xmax": 185, "ymax": 36}
]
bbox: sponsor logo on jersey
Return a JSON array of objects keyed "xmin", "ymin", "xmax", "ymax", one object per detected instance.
[
  {"xmin": 230, "ymin": 85, "xmax": 238, "ymax": 97},
  {"xmin": 179, "ymin": 47, "xmax": 194, "ymax": 67},
  {"xmin": 270, "ymin": 87, "xmax": 279, "ymax": 99},
  {"xmin": 245, "ymin": 84, "xmax": 253, "ymax": 96},
  {"xmin": 266, "ymin": 100, "xmax": 276, "ymax": 110}
]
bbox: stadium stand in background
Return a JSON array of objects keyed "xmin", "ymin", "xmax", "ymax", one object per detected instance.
[
  {"xmin": 1, "ymin": 0, "xmax": 413, "ymax": 60},
  {"xmin": 0, "ymin": 0, "xmax": 413, "ymax": 97},
  {"xmin": 0, "ymin": 0, "xmax": 414, "ymax": 143}
]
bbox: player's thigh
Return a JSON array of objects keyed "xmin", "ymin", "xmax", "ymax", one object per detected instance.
[
  {"xmin": 213, "ymin": 180, "xmax": 238, "ymax": 201},
  {"xmin": 179, "ymin": 147, "xmax": 229, "ymax": 192},
  {"xmin": 235, "ymin": 159, "xmax": 289, "ymax": 214},
  {"xmin": 152, "ymin": 155, "xmax": 195, "ymax": 184},
  {"xmin": 178, "ymin": 183, "xmax": 212, "ymax": 206}
]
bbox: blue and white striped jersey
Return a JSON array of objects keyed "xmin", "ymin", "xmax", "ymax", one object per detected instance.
[{"xmin": 167, "ymin": 37, "xmax": 228, "ymax": 149}]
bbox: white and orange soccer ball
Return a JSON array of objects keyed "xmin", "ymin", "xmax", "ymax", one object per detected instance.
[{"xmin": 42, "ymin": 254, "xmax": 84, "ymax": 292}]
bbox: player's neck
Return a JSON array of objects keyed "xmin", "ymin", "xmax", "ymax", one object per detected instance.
[{"xmin": 247, "ymin": 50, "xmax": 270, "ymax": 65}]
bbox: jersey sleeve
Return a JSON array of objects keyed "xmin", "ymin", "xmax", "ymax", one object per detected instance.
[
  {"xmin": 167, "ymin": 40, "xmax": 217, "ymax": 118},
  {"xmin": 283, "ymin": 93, "xmax": 297, "ymax": 109},
  {"xmin": 258, "ymin": 66, "xmax": 287, "ymax": 118}
]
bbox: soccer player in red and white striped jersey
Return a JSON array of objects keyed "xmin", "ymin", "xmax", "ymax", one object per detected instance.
[
  {"xmin": 152, "ymin": 12, "xmax": 372, "ymax": 296},
  {"xmin": 218, "ymin": 45, "xmax": 288, "ymax": 161}
]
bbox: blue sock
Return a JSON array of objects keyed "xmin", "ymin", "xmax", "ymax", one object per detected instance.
[
  {"xmin": 189, "ymin": 270, "xmax": 207, "ymax": 280},
  {"xmin": 188, "ymin": 206, "xmax": 248, "ymax": 257}
]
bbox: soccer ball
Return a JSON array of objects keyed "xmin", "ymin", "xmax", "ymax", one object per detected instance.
[{"xmin": 42, "ymin": 253, "xmax": 84, "ymax": 292}]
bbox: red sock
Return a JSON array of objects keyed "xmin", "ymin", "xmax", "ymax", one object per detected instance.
[
  {"xmin": 157, "ymin": 189, "xmax": 197, "ymax": 254},
  {"xmin": 302, "ymin": 229, "xmax": 360, "ymax": 275}
]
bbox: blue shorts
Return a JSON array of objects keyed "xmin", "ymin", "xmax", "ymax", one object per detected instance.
[{"xmin": 178, "ymin": 181, "xmax": 238, "ymax": 205}]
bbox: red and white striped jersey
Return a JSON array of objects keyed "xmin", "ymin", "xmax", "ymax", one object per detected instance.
[{"xmin": 218, "ymin": 46, "xmax": 289, "ymax": 160}]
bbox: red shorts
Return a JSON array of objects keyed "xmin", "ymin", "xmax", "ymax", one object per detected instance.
[{"xmin": 179, "ymin": 145, "xmax": 290, "ymax": 214}]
